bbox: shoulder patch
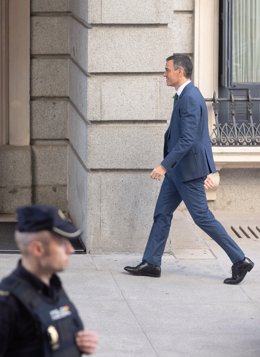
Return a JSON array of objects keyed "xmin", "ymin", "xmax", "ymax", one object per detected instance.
[{"xmin": 0, "ymin": 290, "xmax": 10, "ymax": 297}]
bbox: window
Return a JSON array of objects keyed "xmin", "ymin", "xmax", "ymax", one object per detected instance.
[
  {"xmin": 232, "ymin": 1, "xmax": 260, "ymax": 83},
  {"xmin": 220, "ymin": 0, "xmax": 260, "ymax": 87},
  {"xmin": 216, "ymin": 0, "xmax": 260, "ymax": 145}
]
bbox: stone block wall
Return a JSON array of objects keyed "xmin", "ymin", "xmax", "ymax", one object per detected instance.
[
  {"xmin": 31, "ymin": 0, "xmax": 70, "ymax": 210},
  {"xmin": 30, "ymin": 0, "xmax": 89, "ymax": 240},
  {"xmin": 67, "ymin": 0, "xmax": 90, "ymax": 244},
  {"xmin": 0, "ymin": 146, "xmax": 31, "ymax": 212},
  {"xmin": 3, "ymin": 0, "xmax": 258, "ymax": 253},
  {"xmin": 208, "ymin": 169, "xmax": 260, "ymax": 213},
  {"xmin": 80, "ymin": 0, "xmax": 195, "ymax": 252},
  {"xmin": 23, "ymin": 0, "xmax": 260, "ymax": 254}
]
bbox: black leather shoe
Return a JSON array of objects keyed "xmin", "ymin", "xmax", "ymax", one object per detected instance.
[
  {"xmin": 224, "ymin": 257, "xmax": 254, "ymax": 285},
  {"xmin": 124, "ymin": 262, "xmax": 161, "ymax": 277}
]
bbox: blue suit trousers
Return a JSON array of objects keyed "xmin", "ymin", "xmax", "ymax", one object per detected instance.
[{"xmin": 143, "ymin": 174, "xmax": 245, "ymax": 266}]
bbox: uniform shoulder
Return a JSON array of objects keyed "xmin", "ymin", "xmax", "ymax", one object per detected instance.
[{"xmin": 0, "ymin": 286, "xmax": 23, "ymax": 319}]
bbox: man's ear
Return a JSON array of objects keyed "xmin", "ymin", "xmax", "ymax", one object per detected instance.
[
  {"xmin": 28, "ymin": 240, "xmax": 44, "ymax": 257},
  {"xmin": 179, "ymin": 67, "xmax": 185, "ymax": 78}
]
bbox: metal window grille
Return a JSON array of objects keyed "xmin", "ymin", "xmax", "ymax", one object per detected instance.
[{"xmin": 207, "ymin": 90, "xmax": 260, "ymax": 146}]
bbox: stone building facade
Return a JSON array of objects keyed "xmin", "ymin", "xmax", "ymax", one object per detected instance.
[{"xmin": 0, "ymin": 0, "xmax": 259, "ymax": 252}]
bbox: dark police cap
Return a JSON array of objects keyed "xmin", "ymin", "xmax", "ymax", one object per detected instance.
[{"xmin": 16, "ymin": 204, "xmax": 81, "ymax": 240}]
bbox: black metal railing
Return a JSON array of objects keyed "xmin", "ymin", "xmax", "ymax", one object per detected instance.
[{"xmin": 206, "ymin": 90, "xmax": 260, "ymax": 146}]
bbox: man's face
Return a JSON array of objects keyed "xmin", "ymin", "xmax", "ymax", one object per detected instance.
[
  {"xmin": 163, "ymin": 59, "xmax": 182, "ymax": 88},
  {"xmin": 39, "ymin": 232, "xmax": 74, "ymax": 274}
]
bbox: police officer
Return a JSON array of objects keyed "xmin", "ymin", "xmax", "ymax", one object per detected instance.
[{"xmin": 0, "ymin": 204, "xmax": 98, "ymax": 357}]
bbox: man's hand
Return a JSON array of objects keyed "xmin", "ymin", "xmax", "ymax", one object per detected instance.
[
  {"xmin": 204, "ymin": 175, "xmax": 214, "ymax": 190},
  {"xmin": 76, "ymin": 330, "xmax": 98, "ymax": 355},
  {"xmin": 150, "ymin": 165, "xmax": 166, "ymax": 181}
]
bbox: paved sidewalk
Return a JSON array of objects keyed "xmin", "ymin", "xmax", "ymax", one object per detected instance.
[{"xmin": 0, "ymin": 210, "xmax": 260, "ymax": 357}]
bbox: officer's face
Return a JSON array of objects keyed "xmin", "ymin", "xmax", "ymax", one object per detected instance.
[{"xmin": 40, "ymin": 233, "xmax": 74, "ymax": 273}]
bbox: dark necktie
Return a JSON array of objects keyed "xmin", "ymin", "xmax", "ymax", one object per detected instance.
[
  {"xmin": 174, "ymin": 93, "xmax": 179, "ymax": 107},
  {"xmin": 167, "ymin": 93, "xmax": 179, "ymax": 141}
]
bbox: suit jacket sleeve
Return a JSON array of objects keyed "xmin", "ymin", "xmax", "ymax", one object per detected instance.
[{"xmin": 161, "ymin": 94, "xmax": 201, "ymax": 171}]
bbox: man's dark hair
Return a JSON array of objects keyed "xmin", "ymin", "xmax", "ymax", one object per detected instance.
[{"xmin": 166, "ymin": 53, "xmax": 193, "ymax": 78}]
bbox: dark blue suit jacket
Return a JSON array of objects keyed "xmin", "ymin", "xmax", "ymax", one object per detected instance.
[{"xmin": 161, "ymin": 82, "xmax": 216, "ymax": 182}]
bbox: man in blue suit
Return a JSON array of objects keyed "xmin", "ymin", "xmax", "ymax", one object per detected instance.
[{"xmin": 124, "ymin": 54, "xmax": 254, "ymax": 284}]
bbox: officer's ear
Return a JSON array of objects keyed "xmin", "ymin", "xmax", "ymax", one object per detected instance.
[{"xmin": 28, "ymin": 239, "xmax": 46, "ymax": 257}]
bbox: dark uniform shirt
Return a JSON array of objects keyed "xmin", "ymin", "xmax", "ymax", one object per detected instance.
[{"xmin": 0, "ymin": 261, "xmax": 63, "ymax": 357}]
